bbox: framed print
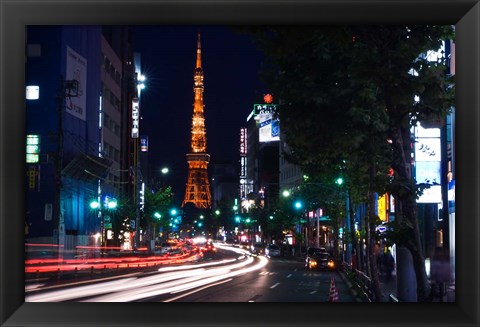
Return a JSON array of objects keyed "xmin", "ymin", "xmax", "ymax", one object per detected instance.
[{"xmin": 1, "ymin": 0, "xmax": 479, "ymax": 326}]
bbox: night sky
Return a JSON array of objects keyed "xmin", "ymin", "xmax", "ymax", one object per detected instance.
[{"xmin": 132, "ymin": 26, "xmax": 266, "ymax": 204}]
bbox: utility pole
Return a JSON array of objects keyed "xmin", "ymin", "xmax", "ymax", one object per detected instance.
[{"xmin": 54, "ymin": 77, "xmax": 78, "ymax": 258}]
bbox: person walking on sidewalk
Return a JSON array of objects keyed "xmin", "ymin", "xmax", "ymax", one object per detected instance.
[
  {"xmin": 383, "ymin": 249, "xmax": 395, "ymax": 280},
  {"xmin": 431, "ymin": 246, "xmax": 451, "ymax": 301}
]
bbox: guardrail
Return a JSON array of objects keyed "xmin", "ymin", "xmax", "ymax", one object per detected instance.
[{"xmin": 341, "ymin": 262, "xmax": 375, "ymax": 302}]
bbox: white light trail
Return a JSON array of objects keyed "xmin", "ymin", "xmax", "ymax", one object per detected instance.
[{"xmin": 26, "ymin": 247, "xmax": 268, "ymax": 302}]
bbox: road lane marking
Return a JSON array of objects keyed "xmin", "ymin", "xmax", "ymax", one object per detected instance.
[
  {"xmin": 164, "ymin": 278, "xmax": 233, "ymax": 302},
  {"xmin": 270, "ymin": 283, "xmax": 280, "ymax": 289},
  {"xmin": 248, "ymin": 294, "xmax": 262, "ymax": 302},
  {"xmin": 310, "ymin": 290, "xmax": 317, "ymax": 294},
  {"xmin": 286, "ymin": 274, "xmax": 292, "ymax": 278}
]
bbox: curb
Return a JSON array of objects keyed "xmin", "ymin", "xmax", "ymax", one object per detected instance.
[{"xmin": 338, "ymin": 270, "xmax": 364, "ymax": 302}]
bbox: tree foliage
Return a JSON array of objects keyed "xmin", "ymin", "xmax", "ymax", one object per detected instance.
[{"xmin": 241, "ymin": 25, "xmax": 454, "ymax": 301}]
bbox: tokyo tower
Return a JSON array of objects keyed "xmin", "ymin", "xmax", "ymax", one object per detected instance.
[{"xmin": 182, "ymin": 32, "xmax": 212, "ymax": 209}]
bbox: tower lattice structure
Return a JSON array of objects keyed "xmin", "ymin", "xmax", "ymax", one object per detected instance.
[{"xmin": 182, "ymin": 33, "xmax": 212, "ymax": 209}]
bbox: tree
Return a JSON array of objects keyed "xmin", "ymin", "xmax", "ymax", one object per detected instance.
[
  {"xmin": 113, "ymin": 193, "xmax": 136, "ymax": 247},
  {"xmin": 242, "ymin": 25, "xmax": 454, "ymax": 301},
  {"xmin": 143, "ymin": 186, "xmax": 174, "ymax": 243}
]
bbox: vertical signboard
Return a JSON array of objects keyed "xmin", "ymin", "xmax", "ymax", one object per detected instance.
[
  {"xmin": 239, "ymin": 127, "xmax": 247, "ymax": 199},
  {"xmin": 44, "ymin": 203, "xmax": 53, "ymax": 221},
  {"xmin": 377, "ymin": 194, "xmax": 388, "ymax": 221},
  {"xmin": 448, "ymin": 180, "xmax": 455, "ymax": 213},
  {"xmin": 65, "ymin": 46, "xmax": 87, "ymax": 120},
  {"xmin": 132, "ymin": 97, "xmax": 139, "ymax": 138},
  {"xmin": 415, "ymin": 123, "xmax": 442, "ymax": 203},
  {"xmin": 26, "ymin": 135, "xmax": 40, "ymax": 163},
  {"xmin": 254, "ymin": 104, "xmax": 280, "ymax": 143},
  {"xmin": 240, "ymin": 127, "xmax": 247, "ymax": 156},
  {"xmin": 140, "ymin": 136, "xmax": 148, "ymax": 152}
]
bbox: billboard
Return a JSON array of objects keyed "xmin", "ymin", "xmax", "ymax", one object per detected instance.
[
  {"xmin": 65, "ymin": 46, "xmax": 87, "ymax": 121},
  {"xmin": 254, "ymin": 104, "xmax": 280, "ymax": 143},
  {"xmin": 414, "ymin": 123, "xmax": 442, "ymax": 203}
]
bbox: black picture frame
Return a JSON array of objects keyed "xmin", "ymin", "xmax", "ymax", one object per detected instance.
[{"xmin": 1, "ymin": 1, "xmax": 479, "ymax": 326}]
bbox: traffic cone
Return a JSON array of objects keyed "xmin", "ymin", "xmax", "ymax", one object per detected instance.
[{"xmin": 328, "ymin": 276, "xmax": 339, "ymax": 302}]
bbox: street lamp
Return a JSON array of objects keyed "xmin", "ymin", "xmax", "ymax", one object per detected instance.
[
  {"xmin": 293, "ymin": 199, "xmax": 305, "ymax": 256},
  {"xmin": 90, "ymin": 196, "xmax": 117, "ymax": 248},
  {"xmin": 161, "ymin": 167, "xmax": 169, "ymax": 174},
  {"xmin": 294, "ymin": 200, "xmax": 303, "ymax": 210}
]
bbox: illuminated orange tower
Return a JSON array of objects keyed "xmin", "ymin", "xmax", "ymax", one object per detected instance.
[{"xmin": 182, "ymin": 32, "xmax": 212, "ymax": 209}]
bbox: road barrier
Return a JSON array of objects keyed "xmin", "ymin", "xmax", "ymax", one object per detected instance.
[{"xmin": 328, "ymin": 275, "xmax": 339, "ymax": 302}]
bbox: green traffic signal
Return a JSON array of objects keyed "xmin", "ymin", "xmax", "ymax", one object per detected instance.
[
  {"xmin": 336, "ymin": 177, "xmax": 344, "ymax": 185},
  {"xmin": 90, "ymin": 200, "xmax": 100, "ymax": 209},
  {"xmin": 107, "ymin": 200, "xmax": 117, "ymax": 209},
  {"xmin": 154, "ymin": 212, "xmax": 161, "ymax": 219}
]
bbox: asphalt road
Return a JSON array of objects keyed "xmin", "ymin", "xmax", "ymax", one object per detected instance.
[
  {"xmin": 25, "ymin": 245, "xmax": 358, "ymax": 303},
  {"xmin": 160, "ymin": 256, "xmax": 352, "ymax": 302}
]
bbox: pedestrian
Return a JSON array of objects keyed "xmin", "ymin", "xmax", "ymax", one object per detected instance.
[
  {"xmin": 383, "ymin": 249, "xmax": 395, "ymax": 280},
  {"xmin": 431, "ymin": 247, "xmax": 450, "ymax": 301},
  {"xmin": 351, "ymin": 250, "xmax": 358, "ymax": 270},
  {"xmin": 374, "ymin": 243, "xmax": 383, "ymax": 275}
]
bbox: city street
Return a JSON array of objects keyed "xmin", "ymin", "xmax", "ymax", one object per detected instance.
[{"xmin": 25, "ymin": 244, "xmax": 357, "ymax": 302}]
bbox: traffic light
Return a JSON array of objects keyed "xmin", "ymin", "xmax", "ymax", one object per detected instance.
[
  {"xmin": 106, "ymin": 199, "xmax": 117, "ymax": 209},
  {"xmin": 235, "ymin": 216, "xmax": 241, "ymax": 223},
  {"xmin": 335, "ymin": 177, "xmax": 344, "ymax": 185},
  {"xmin": 90, "ymin": 200, "xmax": 100, "ymax": 209},
  {"xmin": 154, "ymin": 212, "xmax": 161, "ymax": 219}
]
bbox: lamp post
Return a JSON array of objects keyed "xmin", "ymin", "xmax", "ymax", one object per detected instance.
[
  {"xmin": 294, "ymin": 200, "xmax": 304, "ymax": 257},
  {"xmin": 90, "ymin": 197, "xmax": 117, "ymax": 249}
]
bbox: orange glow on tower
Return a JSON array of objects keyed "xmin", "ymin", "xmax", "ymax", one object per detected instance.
[{"xmin": 182, "ymin": 32, "xmax": 212, "ymax": 209}]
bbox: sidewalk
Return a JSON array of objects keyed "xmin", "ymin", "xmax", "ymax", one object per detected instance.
[{"xmin": 378, "ymin": 271, "xmax": 455, "ymax": 302}]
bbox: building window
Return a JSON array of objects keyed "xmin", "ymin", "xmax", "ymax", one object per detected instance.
[
  {"xmin": 115, "ymin": 71, "xmax": 121, "ymax": 86},
  {"xmin": 104, "ymin": 57, "xmax": 110, "ymax": 72}
]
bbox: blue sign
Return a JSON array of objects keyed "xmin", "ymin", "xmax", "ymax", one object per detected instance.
[{"xmin": 448, "ymin": 180, "xmax": 455, "ymax": 213}]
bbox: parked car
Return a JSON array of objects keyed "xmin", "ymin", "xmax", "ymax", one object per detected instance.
[
  {"xmin": 265, "ymin": 244, "xmax": 281, "ymax": 258},
  {"xmin": 306, "ymin": 252, "xmax": 335, "ymax": 270}
]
